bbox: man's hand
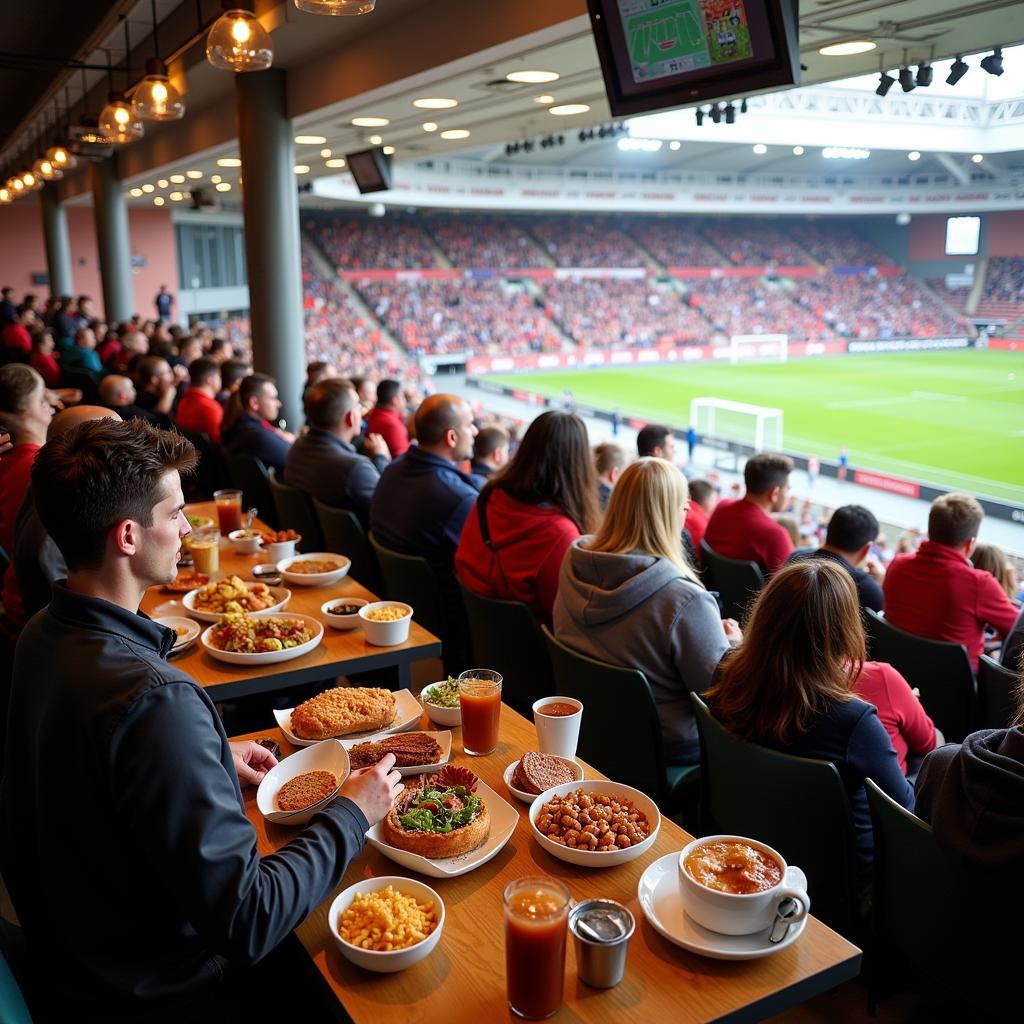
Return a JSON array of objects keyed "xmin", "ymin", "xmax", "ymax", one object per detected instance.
[
  {"xmin": 722, "ymin": 618, "xmax": 743, "ymax": 645},
  {"xmin": 230, "ymin": 740, "xmax": 278, "ymax": 786},
  {"xmin": 275, "ymin": 427, "xmax": 297, "ymax": 444},
  {"xmin": 339, "ymin": 753, "xmax": 403, "ymax": 826},
  {"xmin": 864, "ymin": 556, "xmax": 886, "ymax": 584},
  {"xmin": 0, "ymin": 432, "xmax": 11, "ymax": 456},
  {"xmin": 155, "ymin": 384, "xmax": 176, "ymax": 415},
  {"xmin": 172, "ymin": 363, "xmax": 189, "ymax": 385},
  {"xmin": 363, "ymin": 432, "xmax": 390, "ymax": 459}
]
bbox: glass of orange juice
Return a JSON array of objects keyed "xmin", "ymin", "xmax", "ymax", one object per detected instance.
[
  {"xmin": 186, "ymin": 527, "xmax": 220, "ymax": 575},
  {"xmin": 458, "ymin": 669, "xmax": 502, "ymax": 756}
]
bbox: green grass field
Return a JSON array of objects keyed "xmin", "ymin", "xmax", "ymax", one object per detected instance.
[{"xmin": 490, "ymin": 350, "xmax": 1024, "ymax": 503}]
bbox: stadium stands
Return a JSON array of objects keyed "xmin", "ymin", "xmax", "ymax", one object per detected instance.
[
  {"xmin": 701, "ymin": 219, "xmax": 816, "ymax": 267},
  {"xmin": 528, "ymin": 215, "xmax": 651, "ymax": 268},
  {"xmin": 976, "ymin": 257, "xmax": 1024, "ymax": 320},
  {"xmin": 304, "ymin": 212, "xmax": 442, "ymax": 270},
  {"xmin": 686, "ymin": 277, "xmax": 831, "ymax": 342},
  {"xmin": 424, "ymin": 214, "xmax": 551, "ymax": 269}
]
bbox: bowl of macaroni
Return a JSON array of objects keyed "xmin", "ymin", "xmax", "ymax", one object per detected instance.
[{"xmin": 358, "ymin": 601, "xmax": 413, "ymax": 647}]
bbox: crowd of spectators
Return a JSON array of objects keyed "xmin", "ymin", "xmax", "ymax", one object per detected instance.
[
  {"xmin": 926, "ymin": 277, "xmax": 972, "ymax": 313},
  {"xmin": 977, "ymin": 257, "xmax": 1024, "ymax": 318},
  {"xmin": 529, "ymin": 216, "xmax": 651, "ymax": 267},
  {"xmin": 424, "ymin": 214, "xmax": 550, "ymax": 269},
  {"xmin": 630, "ymin": 218, "xmax": 728, "ymax": 267},
  {"xmin": 685, "ymin": 277, "xmax": 831, "ymax": 342},
  {"xmin": 303, "ymin": 212, "xmax": 441, "ymax": 270},
  {"xmin": 788, "ymin": 223, "xmax": 893, "ymax": 268},
  {"xmin": 702, "ymin": 219, "xmax": 814, "ymax": 267}
]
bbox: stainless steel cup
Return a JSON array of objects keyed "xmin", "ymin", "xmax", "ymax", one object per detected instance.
[{"xmin": 569, "ymin": 899, "xmax": 635, "ymax": 989}]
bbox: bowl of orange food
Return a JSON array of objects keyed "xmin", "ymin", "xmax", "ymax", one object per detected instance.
[{"xmin": 277, "ymin": 553, "xmax": 351, "ymax": 587}]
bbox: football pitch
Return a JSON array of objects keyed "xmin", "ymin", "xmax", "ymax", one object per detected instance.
[{"xmin": 489, "ymin": 349, "xmax": 1024, "ymax": 504}]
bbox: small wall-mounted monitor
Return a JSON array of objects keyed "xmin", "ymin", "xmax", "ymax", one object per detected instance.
[
  {"xmin": 945, "ymin": 216, "xmax": 980, "ymax": 256},
  {"xmin": 345, "ymin": 147, "xmax": 393, "ymax": 194},
  {"xmin": 586, "ymin": 0, "xmax": 800, "ymax": 116}
]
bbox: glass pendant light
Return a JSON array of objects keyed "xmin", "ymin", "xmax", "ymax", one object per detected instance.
[
  {"xmin": 47, "ymin": 145, "xmax": 77, "ymax": 170},
  {"xmin": 33, "ymin": 157, "xmax": 62, "ymax": 182},
  {"xmin": 0, "ymin": 186, "xmax": 11, "ymax": 204},
  {"xmin": 207, "ymin": 2, "xmax": 273, "ymax": 72},
  {"xmin": 294, "ymin": 0, "xmax": 376, "ymax": 15},
  {"xmin": 99, "ymin": 92, "xmax": 145, "ymax": 144},
  {"xmin": 133, "ymin": 4, "xmax": 185, "ymax": 120}
]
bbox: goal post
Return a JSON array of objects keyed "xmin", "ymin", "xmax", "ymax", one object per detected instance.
[
  {"xmin": 689, "ymin": 397, "xmax": 784, "ymax": 453},
  {"xmin": 729, "ymin": 333, "xmax": 788, "ymax": 365}
]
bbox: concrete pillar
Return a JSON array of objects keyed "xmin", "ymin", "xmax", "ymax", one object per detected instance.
[
  {"xmin": 89, "ymin": 158, "xmax": 134, "ymax": 324},
  {"xmin": 234, "ymin": 69, "xmax": 305, "ymax": 432},
  {"xmin": 40, "ymin": 184, "xmax": 74, "ymax": 297}
]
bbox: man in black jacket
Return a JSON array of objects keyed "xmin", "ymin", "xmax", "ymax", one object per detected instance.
[{"xmin": 0, "ymin": 419, "xmax": 401, "ymax": 1020}]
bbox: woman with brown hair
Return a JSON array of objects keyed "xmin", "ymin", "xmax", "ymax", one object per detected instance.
[
  {"xmin": 456, "ymin": 410, "xmax": 598, "ymax": 623},
  {"xmin": 704, "ymin": 559, "xmax": 914, "ymax": 866}
]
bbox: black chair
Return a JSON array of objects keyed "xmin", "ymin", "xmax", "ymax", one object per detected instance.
[
  {"xmin": 976, "ymin": 653, "xmax": 1018, "ymax": 730},
  {"xmin": 543, "ymin": 627, "xmax": 698, "ymax": 819},
  {"xmin": 368, "ymin": 533, "xmax": 447, "ymax": 644},
  {"xmin": 0, "ymin": 948, "xmax": 30, "ymax": 1024},
  {"xmin": 700, "ymin": 540, "xmax": 764, "ymax": 621},
  {"xmin": 177, "ymin": 430, "xmax": 230, "ymax": 503},
  {"xmin": 313, "ymin": 499, "xmax": 383, "ymax": 595},
  {"xmin": 267, "ymin": 469, "xmax": 323, "ymax": 552},
  {"xmin": 225, "ymin": 453, "xmax": 277, "ymax": 530},
  {"xmin": 691, "ymin": 694, "xmax": 860, "ymax": 937},
  {"xmin": 864, "ymin": 609, "xmax": 975, "ymax": 742},
  {"xmin": 59, "ymin": 366, "xmax": 99, "ymax": 404},
  {"xmin": 458, "ymin": 582, "xmax": 554, "ymax": 717}
]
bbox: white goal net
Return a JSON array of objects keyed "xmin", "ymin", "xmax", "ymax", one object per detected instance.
[
  {"xmin": 729, "ymin": 333, "xmax": 788, "ymax": 364},
  {"xmin": 690, "ymin": 397, "xmax": 784, "ymax": 453}
]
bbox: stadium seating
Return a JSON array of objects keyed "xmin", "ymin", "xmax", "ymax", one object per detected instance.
[
  {"xmin": 686, "ymin": 277, "xmax": 830, "ymax": 342},
  {"xmin": 424, "ymin": 214, "xmax": 550, "ymax": 268},
  {"xmin": 304, "ymin": 212, "xmax": 441, "ymax": 269},
  {"xmin": 701, "ymin": 218, "xmax": 815, "ymax": 267},
  {"xmin": 529, "ymin": 215, "xmax": 651, "ymax": 267},
  {"xmin": 976, "ymin": 257, "xmax": 1024, "ymax": 320}
]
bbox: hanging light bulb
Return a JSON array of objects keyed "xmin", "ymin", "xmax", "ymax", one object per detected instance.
[
  {"xmin": 0, "ymin": 186, "xmax": 11, "ymax": 204},
  {"xmin": 207, "ymin": 3, "xmax": 273, "ymax": 72},
  {"xmin": 21, "ymin": 169, "xmax": 42, "ymax": 192},
  {"xmin": 99, "ymin": 91, "xmax": 144, "ymax": 144},
  {"xmin": 294, "ymin": 0, "xmax": 376, "ymax": 14},
  {"xmin": 47, "ymin": 145, "xmax": 78, "ymax": 170},
  {"xmin": 133, "ymin": 58, "xmax": 185, "ymax": 120},
  {"xmin": 33, "ymin": 156, "xmax": 62, "ymax": 181}
]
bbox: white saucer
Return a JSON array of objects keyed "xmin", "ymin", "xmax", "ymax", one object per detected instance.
[{"xmin": 637, "ymin": 853, "xmax": 808, "ymax": 960}]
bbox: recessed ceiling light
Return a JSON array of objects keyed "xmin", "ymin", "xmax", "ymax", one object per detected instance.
[
  {"xmin": 971, "ymin": 153, "xmax": 984, "ymax": 163},
  {"xmin": 669, "ymin": 140, "xmax": 681, "ymax": 151},
  {"xmin": 141, "ymin": 183, "xmax": 155, "ymax": 193},
  {"xmin": 157, "ymin": 179, "xmax": 169, "ymax": 188},
  {"xmin": 215, "ymin": 181, "xmax": 232, "ymax": 192},
  {"xmin": 169, "ymin": 191, "xmax": 184, "ymax": 201},
  {"xmin": 325, "ymin": 157, "xmax": 346, "ymax": 168},
  {"xmin": 440, "ymin": 129, "xmax": 470, "ymax": 140},
  {"xmin": 320, "ymin": 148, "xmax": 332, "ymax": 158},
  {"xmin": 506, "ymin": 70, "xmax": 559, "ymax": 84},
  {"xmin": 549, "ymin": 103, "xmax": 590, "ymax": 116},
  {"xmin": 908, "ymin": 151, "xmax": 921, "ymax": 161},
  {"xmin": 352, "ymin": 116, "xmax": 389, "ymax": 127},
  {"xmin": 792, "ymin": 145, "xmax": 804, "ymax": 155},
  {"xmin": 368, "ymin": 134, "xmax": 383, "ymax": 145},
  {"xmin": 819, "ymin": 40, "xmax": 877, "ymax": 56},
  {"xmin": 413, "ymin": 97, "xmax": 458, "ymax": 109},
  {"xmin": 153, "ymin": 196, "xmax": 165, "ymax": 206},
  {"xmin": 217, "ymin": 157, "xmax": 241, "ymax": 167},
  {"xmin": 129, "ymin": 187, "xmax": 143, "ymax": 197},
  {"xmin": 294, "ymin": 164, "xmax": 310, "ymax": 174},
  {"xmin": 422, "ymin": 122, "xmax": 438, "ymax": 132},
  {"xmin": 294, "ymin": 134, "xmax": 326, "ymax": 144},
  {"xmin": 534, "ymin": 95, "xmax": 555, "ymax": 104},
  {"xmin": 210, "ymin": 174, "xmax": 222, "ymax": 184},
  {"xmin": 753, "ymin": 143, "xmax": 768, "ymax": 154},
  {"xmin": 383, "ymin": 145, "xmax": 395, "ymax": 155},
  {"xmin": 169, "ymin": 173, "xmax": 185, "ymax": 183},
  {"xmin": 186, "ymin": 170, "xmax": 203, "ymax": 179}
]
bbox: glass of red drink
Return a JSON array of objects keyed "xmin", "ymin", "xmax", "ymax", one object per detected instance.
[
  {"xmin": 504, "ymin": 876, "xmax": 571, "ymax": 1020},
  {"xmin": 213, "ymin": 489, "xmax": 243, "ymax": 534},
  {"xmin": 458, "ymin": 669, "xmax": 502, "ymax": 756}
]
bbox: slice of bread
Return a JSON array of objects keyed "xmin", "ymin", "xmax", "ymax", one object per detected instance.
[{"xmin": 514, "ymin": 751, "xmax": 577, "ymax": 795}]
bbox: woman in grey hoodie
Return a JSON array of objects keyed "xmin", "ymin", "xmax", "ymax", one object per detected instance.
[{"xmin": 553, "ymin": 457, "xmax": 740, "ymax": 764}]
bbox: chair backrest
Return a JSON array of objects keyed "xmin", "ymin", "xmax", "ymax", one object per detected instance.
[
  {"xmin": 313, "ymin": 499, "xmax": 383, "ymax": 595},
  {"xmin": 266, "ymin": 469, "xmax": 323, "ymax": 552},
  {"xmin": 700, "ymin": 540, "xmax": 764, "ymax": 621},
  {"xmin": 691, "ymin": 694, "xmax": 859, "ymax": 936},
  {"xmin": 458, "ymin": 582, "xmax": 553, "ymax": 717},
  {"xmin": 369, "ymin": 532, "xmax": 447, "ymax": 641},
  {"xmin": 864, "ymin": 609, "xmax": 975, "ymax": 742},
  {"xmin": 976, "ymin": 654, "xmax": 1019, "ymax": 731},
  {"xmin": 543, "ymin": 627, "xmax": 672, "ymax": 804},
  {"xmin": 0, "ymin": 948, "xmax": 31, "ymax": 1024},
  {"xmin": 177, "ymin": 429, "xmax": 230, "ymax": 502},
  {"xmin": 225, "ymin": 453, "xmax": 278, "ymax": 529}
]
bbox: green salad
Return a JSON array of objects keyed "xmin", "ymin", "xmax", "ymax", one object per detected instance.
[
  {"xmin": 423, "ymin": 676, "xmax": 460, "ymax": 709},
  {"xmin": 397, "ymin": 783, "xmax": 481, "ymax": 834}
]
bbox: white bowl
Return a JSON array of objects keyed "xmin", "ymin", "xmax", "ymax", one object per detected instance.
[
  {"xmin": 263, "ymin": 539, "xmax": 298, "ymax": 562},
  {"xmin": 154, "ymin": 615, "xmax": 201, "ymax": 653},
  {"xmin": 328, "ymin": 876, "xmax": 444, "ymax": 973},
  {"xmin": 256, "ymin": 739, "xmax": 350, "ymax": 826},
  {"xmin": 529, "ymin": 780, "xmax": 661, "ymax": 868},
  {"xmin": 321, "ymin": 597, "xmax": 369, "ymax": 630},
  {"xmin": 503, "ymin": 755, "xmax": 585, "ymax": 804},
  {"xmin": 278, "ymin": 552, "xmax": 352, "ymax": 587},
  {"xmin": 201, "ymin": 611, "xmax": 324, "ymax": 665},
  {"xmin": 358, "ymin": 601, "xmax": 413, "ymax": 646},
  {"xmin": 228, "ymin": 529, "xmax": 263, "ymax": 554},
  {"xmin": 183, "ymin": 584, "xmax": 291, "ymax": 624},
  {"xmin": 419, "ymin": 681, "xmax": 462, "ymax": 727}
]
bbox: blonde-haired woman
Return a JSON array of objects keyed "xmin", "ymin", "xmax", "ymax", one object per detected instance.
[{"xmin": 553, "ymin": 457, "xmax": 740, "ymax": 765}]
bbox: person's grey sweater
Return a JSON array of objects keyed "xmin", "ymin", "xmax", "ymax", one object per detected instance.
[{"xmin": 553, "ymin": 538, "xmax": 730, "ymax": 764}]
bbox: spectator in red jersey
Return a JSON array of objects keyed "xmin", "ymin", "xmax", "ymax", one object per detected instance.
[
  {"xmin": 30, "ymin": 331, "xmax": 61, "ymax": 389},
  {"xmin": 704, "ymin": 452, "xmax": 795, "ymax": 574},
  {"xmin": 2, "ymin": 305, "xmax": 34, "ymax": 355},
  {"xmin": 364, "ymin": 379, "xmax": 409, "ymax": 457},
  {"xmin": 175, "ymin": 358, "xmax": 224, "ymax": 442},
  {"xmin": 883, "ymin": 493, "xmax": 1019, "ymax": 671},
  {"xmin": 684, "ymin": 478, "xmax": 717, "ymax": 563},
  {"xmin": 456, "ymin": 411, "xmax": 599, "ymax": 624}
]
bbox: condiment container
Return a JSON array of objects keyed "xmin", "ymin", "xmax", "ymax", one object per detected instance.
[{"xmin": 569, "ymin": 899, "xmax": 634, "ymax": 989}]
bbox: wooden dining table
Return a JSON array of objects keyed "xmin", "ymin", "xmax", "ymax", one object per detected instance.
[
  {"xmin": 139, "ymin": 503, "xmax": 442, "ymax": 700},
  {"xmin": 237, "ymin": 703, "xmax": 861, "ymax": 1024}
]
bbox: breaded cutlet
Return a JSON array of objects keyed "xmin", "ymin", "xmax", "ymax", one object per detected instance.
[{"xmin": 290, "ymin": 686, "xmax": 397, "ymax": 740}]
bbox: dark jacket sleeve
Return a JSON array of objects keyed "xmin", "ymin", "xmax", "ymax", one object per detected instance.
[
  {"xmin": 110, "ymin": 681, "xmax": 368, "ymax": 965},
  {"xmin": 344, "ymin": 455, "xmax": 384, "ymax": 522},
  {"xmin": 859, "ymin": 574, "xmax": 885, "ymax": 613},
  {"xmin": 847, "ymin": 705, "xmax": 915, "ymax": 810},
  {"xmin": 913, "ymin": 743, "xmax": 959, "ymax": 824},
  {"xmin": 256, "ymin": 429, "xmax": 292, "ymax": 476}
]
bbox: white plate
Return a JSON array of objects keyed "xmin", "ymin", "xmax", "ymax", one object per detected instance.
[
  {"xmin": 278, "ymin": 552, "xmax": 352, "ymax": 587},
  {"xmin": 274, "ymin": 688, "xmax": 423, "ymax": 748},
  {"xmin": 503, "ymin": 756, "xmax": 585, "ymax": 804},
  {"xmin": 342, "ymin": 731, "xmax": 452, "ymax": 777},
  {"xmin": 154, "ymin": 616, "xmax": 201, "ymax": 653},
  {"xmin": 183, "ymin": 584, "xmax": 291, "ymax": 623},
  {"xmin": 201, "ymin": 612, "xmax": 324, "ymax": 665},
  {"xmin": 256, "ymin": 739, "xmax": 350, "ymax": 826},
  {"xmin": 637, "ymin": 854, "xmax": 809, "ymax": 961},
  {"xmin": 529, "ymin": 780, "xmax": 661, "ymax": 868},
  {"xmin": 366, "ymin": 778, "xmax": 518, "ymax": 879}
]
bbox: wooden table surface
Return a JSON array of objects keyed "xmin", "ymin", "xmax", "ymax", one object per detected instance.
[
  {"xmin": 238, "ymin": 705, "xmax": 861, "ymax": 1024},
  {"xmin": 139, "ymin": 503, "xmax": 442, "ymax": 699}
]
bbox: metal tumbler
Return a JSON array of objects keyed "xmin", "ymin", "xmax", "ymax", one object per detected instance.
[{"xmin": 569, "ymin": 899, "xmax": 635, "ymax": 989}]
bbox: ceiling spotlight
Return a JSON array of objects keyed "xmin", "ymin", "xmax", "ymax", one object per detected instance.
[
  {"xmin": 215, "ymin": 181, "xmax": 232, "ymax": 192},
  {"xmin": 695, "ymin": 108, "xmax": 704, "ymax": 126},
  {"xmin": 368, "ymin": 134, "xmax": 383, "ymax": 145},
  {"xmin": 320, "ymin": 148, "xmax": 332, "ymax": 157},
  {"xmin": 294, "ymin": 164, "xmax": 310, "ymax": 174},
  {"xmin": 946, "ymin": 55, "xmax": 969, "ymax": 86},
  {"xmin": 153, "ymin": 196, "xmax": 165, "ymax": 206},
  {"xmin": 141, "ymin": 183, "xmax": 155, "ymax": 193},
  {"xmin": 382, "ymin": 145, "xmax": 395, "ymax": 155},
  {"xmin": 422, "ymin": 122, "xmax": 438, "ymax": 132},
  {"xmin": 217, "ymin": 157, "xmax": 242, "ymax": 167},
  {"xmin": 440, "ymin": 129, "xmax": 470, "ymax": 140},
  {"xmin": 971, "ymin": 153, "xmax": 984, "ymax": 164},
  {"xmin": 792, "ymin": 145, "xmax": 804, "ymax": 156},
  {"xmin": 210, "ymin": 174, "xmax": 221, "ymax": 184},
  {"xmin": 876, "ymin": 71, "xmax": 895, "ymax": 96},
  {"xmin": 724, "ymin": 103, "xmax": 736, "ymax": 124},
  {"xmin": 980, "ymin": 47, "xmax": 1003, "ymax": 76},
  {"xmin": 669, "ymin": 140, "xmax": 680, "ymax": 151},
  {"xmin": 916, "ymin": 64, "xmax": 933, "ymax": 87},
  {"xmin": 413, "ymin": 98, "xmax": 458, "ymax": 109},
  {"xmin": 908, "ymin": 151, "xmax": 921, "ymax": 161},
  {"xmin": 753, "ymin": 143, "xmax": 768, "ymax": 155},
  {"xmin": 549, "ymin": 104, "xmax": 590, "ymax": 116},
  {"xmin": 819, "ymin": 39, "xmax": 877, "ymax": 57},
  {"xmin": 186, "ymin": 170, "xmax": 203, "ymax": 179},
  {"xmin": 534, "ymin": 95, "xmax": 555, "ymax": 104},
  {"xmin": 169, "ymin": 174, "xmax": 186, "ymax": 183},
  {"xmin": 898, "ymin": 67, "xmax": 916, "ymax": 92},
  {"xmin": 324, "ymin": 157, "xmax": 346, "ymax": 167},
  {"xmin": 294, "ymin": 134, "xmax": 327, "ymax": 145},
  {"xmin": 506, "ymin": 70, "xmax": 559, "ymax": 84},
  {"xmin": 352, "ymin": 116, "xmax": 389, "ymax": 127}
]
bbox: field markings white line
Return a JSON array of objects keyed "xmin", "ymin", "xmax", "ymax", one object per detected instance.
[
  {"xmin": 824, "ymin": 396, "xmax": 910, "ymax": 410},
  {"xmin": 909, "ymin": 391, "xmax": 969, "ymax": 402}
]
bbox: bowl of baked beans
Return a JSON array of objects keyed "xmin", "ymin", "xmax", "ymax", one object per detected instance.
[
  {"xmin": 529, "ymin": 781, "xmax": 661, "ymax": 868},
  {"xmin": 277, "ymin": 553, "xmax": 352, "ymax": 587}
]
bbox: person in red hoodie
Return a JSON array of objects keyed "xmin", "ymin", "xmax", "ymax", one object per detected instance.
[
  {"xmin": 883, "ymin": 492, "xmax": 1018, "ymax": 671},
  {"xmin": 684, "ymin": 478, "xmax": 717, "ymax": 566},
  {"xmin": 174, "ymin": 357, "xmax": 224, "ymax": 442},
  {"xmin": 456, "ymin": 410, "xmax": 599, "ymax": 625},
  {"xmin": 364, "ymin": 379, "xmax": 409, "ymax": 457},
  {"xmin": 30, "ymin": 331, "xmax": 61, "ymax": 389}
]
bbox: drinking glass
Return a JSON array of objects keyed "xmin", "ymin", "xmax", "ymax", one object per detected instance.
[
  {"xmin": 458, "ymin": 669, "xmax": 502, "ymax": 756},
  {"xmin": 504, "ymin": 876, "xmax": 571, "ymax": 1020},
  {"xmin": 213, "ymin": 489, "xmax": 243, "ymax": 534}
]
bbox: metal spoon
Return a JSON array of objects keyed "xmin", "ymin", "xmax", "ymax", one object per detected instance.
[{"xmin": 243, "ymin": 507, "xmax": 257, "ymax": 530}]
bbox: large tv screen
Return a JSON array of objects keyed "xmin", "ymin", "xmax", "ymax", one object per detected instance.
[
  {"xmin": 345, "ymin": 147, "xmax": 393, "ymax": 194},
  {"xmin": 587, "ymin": 0, "xmax": 800, "ymax": 116}
]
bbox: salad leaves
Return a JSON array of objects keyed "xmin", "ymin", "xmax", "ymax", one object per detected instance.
[{"xmin": 398, "ymin": 784, "xmax": 482, "ymax": 834}]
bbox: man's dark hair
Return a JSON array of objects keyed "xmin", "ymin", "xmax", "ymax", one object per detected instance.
[
  {"xmin": 148, "ymin": 339, "xmax": 174, "ymax": 360},
  {"xmin": 688, "ymin": 478, "xmax": 715, "ymax": 507},
  {"xmin": 209, "ymin": 337, "xmax": 230, "ymax": 357},
  {"xmin": 135, "ymin": 356, "xmax": 167, "ymax": 387},
  {"xmin": 1, "ymin": 287, "xmax": 12, "ymax": 298},
  {"xmin": 414, "ymin": 394, "xmax": 463, "ymax": 446},
  {"xmin": 306, "ymin": 360, "xmax": 330, "ymax": 381},
  {"xmin": 636, "ymin": 423, "xmax": 672, "ymax": 458},
  {"xmin": 220, "ymin": 358, "xmax": 251, "ymax": 390},
  {"xmin": 188, "ymin": 357, "xmax": 220, "ymax": 389},
  {"xmin": 744, "ymin": 453, "xmax": 793, "ymax": 494},
  {"xmin": 376, "ymin": 379, "xmax": 401, "ymax": 408},
  {"xmin": 32, "ymin": 419, "xmax": 197, "ymax": 571},
  {"xmin": 238, "ymin": 372, "xmax": 275, "ymax": 411},
  {"xmin": 304, "ymin": 378, "xmax": 358, "ymax": 431},
  {"xmin": 825, "ymin": 505, "xmax": 879, "ymax": 553},
  {"xmin": 474, "ymin": 424, "xmax": 509, "ymax": 461}
]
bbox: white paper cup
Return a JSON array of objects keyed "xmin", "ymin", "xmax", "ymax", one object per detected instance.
[{"xmin": 532, "ymin": 697, "xmax": 583, "ymax": 761}]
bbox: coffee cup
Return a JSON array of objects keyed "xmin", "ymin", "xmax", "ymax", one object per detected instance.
[
  {"xmin": 677, "ymin": 835, "xmax": 809, "ymax": 936},
  {"xmin": 532, "ymin": 697, "xmax": 583, "ymax": 761}
]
